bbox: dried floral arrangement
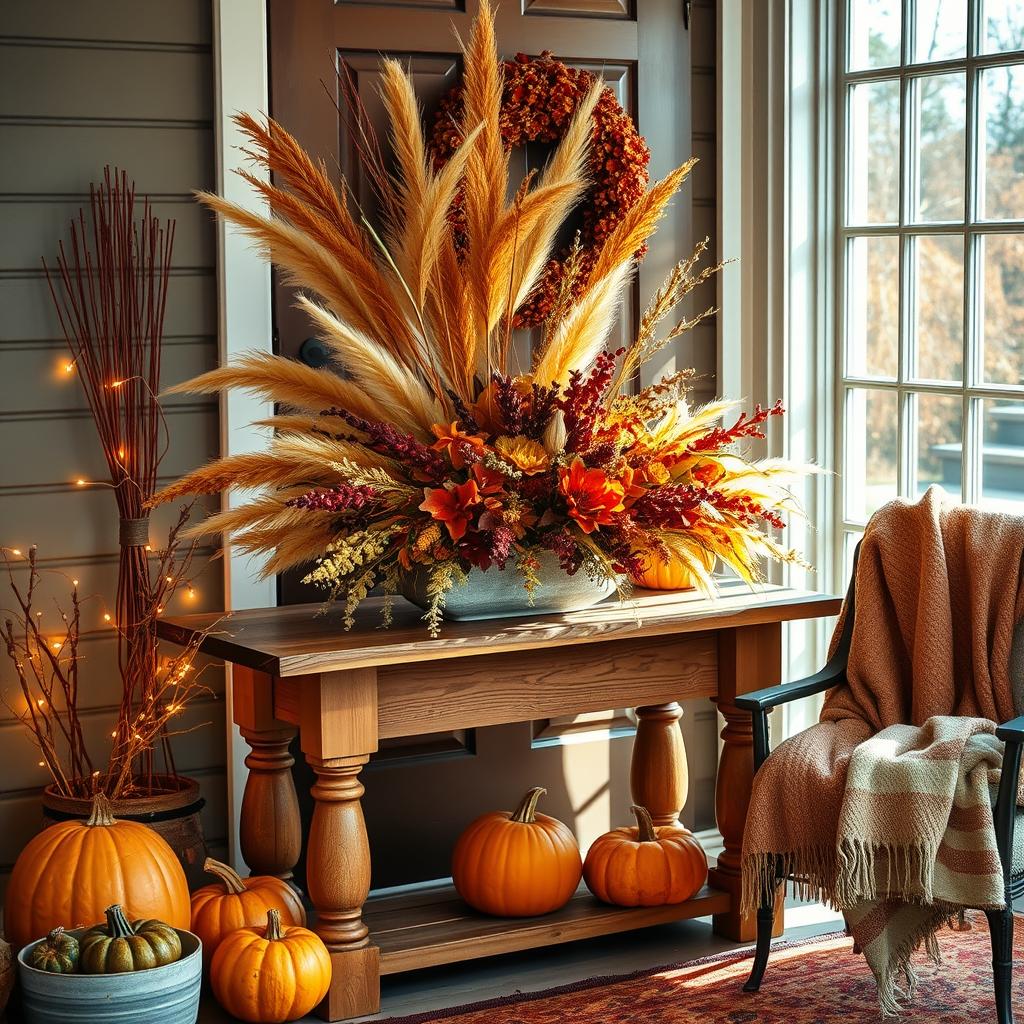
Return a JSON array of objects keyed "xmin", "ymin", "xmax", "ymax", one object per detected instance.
[
  {"xmin": 155, "ymin": 2, "xmax": 807, "ymax": 635},
  {"xmin": 0, "ymin": 169, "xmax": 207, "ymax": 799}
]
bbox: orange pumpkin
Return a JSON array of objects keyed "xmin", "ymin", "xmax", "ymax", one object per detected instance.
[
  {"xmin": 630, "ymin": 545, "xmax": 715, "ymax": 591},
  {"xmin": 583, "ymin": 805, "xmax": 708, "ymax": 907},
  {"xmin": 4, "ymin": 794, "xmax": 190, "ymax": 949},
  {"xmin": 210, "ymin": 909, "xmax": 331, "ymax": 1024},
  {"xmin": 452, "ymin": 786, "xmax": 582, "ymax": 917},
  {"xmin": 190, "ymin": 857, "xmax": 306, "ymax": 966}
]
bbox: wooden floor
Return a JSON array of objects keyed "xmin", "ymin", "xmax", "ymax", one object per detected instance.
[{"xmin": 196, "ymin": 898, "xmax": 846, "ymax": 1023}]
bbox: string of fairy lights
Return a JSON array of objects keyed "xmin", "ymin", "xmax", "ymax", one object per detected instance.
[
  {"xmin": 0, "ymin": 168, "xmax": 218, "ymax": 799},
  {"xmin": 2, "ymin": 365, "xmax": 205, "ymax": 794}
]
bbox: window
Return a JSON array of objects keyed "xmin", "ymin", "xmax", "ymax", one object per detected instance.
[{"xmin": 836, "ymin": 0, "xmax": 1024, "ymax": 570}]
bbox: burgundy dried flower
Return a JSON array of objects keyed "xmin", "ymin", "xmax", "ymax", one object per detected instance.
[
  {"xmin": 559, "ymin": 348, "xmax": 624, "ymax": 454},
  {"xmin": 691, "ymin": 400, "xmax": 785, "ymax": 453},
  {"xmin": 288, "ymin": 483, "xmax": 379, "ymax": 513},
  {"xmin": 322, "ymin": 407, "xmax": 448, "ymax": 481},
  {"xmin": 540, "ymin": 528, "xmax": 585, "ymax": 575}
]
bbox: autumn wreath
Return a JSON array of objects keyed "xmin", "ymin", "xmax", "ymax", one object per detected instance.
[{"xmin": 428, "ymin": 50, "xmax": 650, "ymax": 329}]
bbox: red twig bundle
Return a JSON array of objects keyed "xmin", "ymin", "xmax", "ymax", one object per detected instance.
[{"xmin": 40, "ymin": 168, "xmax": 201, "ymax": 795}]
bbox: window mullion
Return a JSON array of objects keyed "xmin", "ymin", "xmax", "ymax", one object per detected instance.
[
  {"xmin": 898, "ymin": 0, "xmax": 912, "ymax": 498},
  {"xmin": 963, "ymin": 0, "xmax": 979, "ymax": 505}
]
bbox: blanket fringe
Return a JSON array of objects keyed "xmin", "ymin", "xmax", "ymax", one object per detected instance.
[
  {"xmin": 875, "ymin": 905, "xmax": 947, "ymax": 1017},
  {"xmin": 740, "ymin": 846, "xmax": 839, "ymax": 917},
  {"xmin": 834, "ymin": 837, "xmax": 936, "ymax": 908}
]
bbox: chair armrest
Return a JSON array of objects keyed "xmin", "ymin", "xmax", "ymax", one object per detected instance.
[
  {"xmin": 733, "ymin": 662, "xmax": 846, "ymax": 713},
  {"xmin": 997, "ymin": 715, "xmax": 1024, "ymax": 744},
  {"xmin": 993, "ymin": 715, "xmax": 1024, "ymax": 883},
  {"xmin": 734, "ymin": 661, "xmax": 846, "ymax": 774}
]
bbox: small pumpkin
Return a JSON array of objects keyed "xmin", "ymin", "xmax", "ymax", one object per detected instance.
[
  {"xmin": 190, "ymin": 857, "xmax": 306, "ymax": 966},
  {"xmin": 25, "ymin": 927, "xmax": 79, "ymax": 974},
  {"xmin": 452, "ymin": 786, "xmax": 583, "ymax": 917},
  {"xmin": 79, "ymin": 904, "xmax": 182, "ymax": 974},
  {"xmin": 210, "ymin": 909, "xmax": 331, "ymax": 1024},
  {"xmin": 630, "ymin": 545, "xmax": 715, "ymax": 591},
  {"xmin": 4, "ymin": 794, "xmax": 190, "ymax": 949},
  {"xmin": 583, "ymin": 805, "xmax": 708, "ymax": 907}
]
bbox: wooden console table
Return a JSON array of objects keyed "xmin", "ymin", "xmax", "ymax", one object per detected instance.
[{"xmin": 158, "ymin": 581, "xmax": 840, "ymax": 1021}]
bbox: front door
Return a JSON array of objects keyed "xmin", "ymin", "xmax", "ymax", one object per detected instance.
[{"xmin": 268, "ymin": 0, "xmax": 719, "ymax": 888}]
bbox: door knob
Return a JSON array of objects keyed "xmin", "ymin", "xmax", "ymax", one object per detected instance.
[{"xmin": 298, "ymin": 336, "xmax": 330, "ymax": 368}]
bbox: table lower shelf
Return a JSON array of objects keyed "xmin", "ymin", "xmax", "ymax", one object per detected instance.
[{"xmin": 360, "ymin": 880, "xmax": 732, "ymax": 975}]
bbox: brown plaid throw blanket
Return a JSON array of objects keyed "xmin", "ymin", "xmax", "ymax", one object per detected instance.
[{"xmin": 741, "ymin": 488, "xmax": 1024, "ymax": 1015}]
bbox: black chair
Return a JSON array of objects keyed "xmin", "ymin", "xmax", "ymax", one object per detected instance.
[{"xmin": 737, "ymin": 544, "xmax": 1024, "ymax": 1024}]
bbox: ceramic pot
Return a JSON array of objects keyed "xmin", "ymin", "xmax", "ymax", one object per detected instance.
[
  {"xmin": 401, "ymin": 548, "xmax": 617, "ymax": 621},
  {"xmin": 41, "ymin": 775, "xmax": 208, "ymax": 890},
  {"xmin": 17, "ymin": 928, "xmax": 201, "ymax": 1024}
]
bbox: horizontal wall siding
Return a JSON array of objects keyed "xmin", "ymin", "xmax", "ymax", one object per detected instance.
[{"xmin": 0, "ymin": 0, "xmax": 223, "ymax": 899}]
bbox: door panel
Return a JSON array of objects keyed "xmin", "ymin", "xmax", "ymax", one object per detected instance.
[
  {"xmin": 524, "ymin": 0, "xmax": 634, "ymax": 18},
  {"xmin": 269, "ymin": 0, "xmax": 714, "ymax": 889}
]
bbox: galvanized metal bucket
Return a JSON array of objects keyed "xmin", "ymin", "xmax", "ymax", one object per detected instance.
[{"xmin": 17, "ymin": 928, "xmax": 201, "ymax": 1024}]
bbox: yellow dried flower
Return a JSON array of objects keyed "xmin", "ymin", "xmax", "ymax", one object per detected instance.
[{"xmin": 495, "ymin": 435, "xmax": 551, "ymax": 476}]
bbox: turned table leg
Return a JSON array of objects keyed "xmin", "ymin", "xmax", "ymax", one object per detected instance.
[
  {"xmin": 709, "ymin": 622, "xmax": 784, "ymax": 942},
  {"xmin": 631, "ymin": 703, "xmax": 688, "ymax": 826},
  {"xmin": 298, "ymin": 668, "xmax": 380, "ymax": 1021},
  {"xmin": 239, "ymin": 725, "xmax": 301, "ymax": 881},
  {"xmin": 307, "ymin": 754, "xmax": 379, "ymax": 1020},
  {"xmin": 232, "ymin": 666, "xmax": 301, "ymax": 882}
]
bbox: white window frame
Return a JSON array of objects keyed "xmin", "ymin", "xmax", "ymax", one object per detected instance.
[
  {"xmin": 211, "ymin": 0, "xmax": 275, "ymax": 868},
  {"xmin": 834, "ymin": 0, "xmax": 1024, "ymax": 568},
  {"xmin": 718, "ymin": 0, "xmax": 839, "ymax": 730}
]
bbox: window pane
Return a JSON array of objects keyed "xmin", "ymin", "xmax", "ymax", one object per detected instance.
[
  {"xmin": 845, "ymin": 388, "xmax": 899, "ymax": 522},
  {"xmin": 847, "ymin": 80, "xmax": 901, "ymax": 224},
  {"xmin": 911, "ymin": 234, "xmax": 963, "ymax": 381},
  {"xmin": 980, "ymin": 233, "xmax": 1024, "ymax": 386},
  {"xmin": 912, "ymin": 72, "xmax": 966, "ymax": 223},
  {"xmin": 913, "ymin": 0, "xmax": 966, "ymax": 63},
  {"xmin": 980, "ymin": 0, "xmax": 1024, "ymax": 55},
  {"xmin": 982, "ymin": 399, "xmax": 1024, "ymax": 512},
  {"xmin": 915, "ymin": 392, "xmax": 963, "ymax": 499},
  {"xmin": 978, "ymin": 64, "xmax": 1024, "ymax": 221},
  {"xmin": 848, "ymin": 0, "xmax": 902, "ymax": 71},
  {"xmin": 846, "ymin": 236, "xmax": 899, "ymax": 378}
]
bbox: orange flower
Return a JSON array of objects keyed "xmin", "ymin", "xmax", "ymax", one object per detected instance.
[
  {"xmin": 692, "ymin": 460, "xmax": 725, "ymax": 487},
  {"xmin": 431, "ymin": 422, "xmax": 486, "ymax": 469},
  {"xmin": 496, "ymin": 435, "xmax": 550, "ymax": 476},
  {"xmin": 557, "ymin": 458, "xmax": 625, "ymax": 534},
  {"xmin": 617, "ymin": 465, "xmax": 648, "ymax": 506},
  {"xmin": 472, "ymin": 462, "xmax": 506, "ymax": 494},
  {"xmin": 419, "ymin": 479, "xmax": 481, "ymax": 541}
]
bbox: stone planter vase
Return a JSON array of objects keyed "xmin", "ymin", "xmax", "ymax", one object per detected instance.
[
  {"xmin": 401, "ymin": 548, "xmax": 617, "ymax": 621},
  {"xmin": 41, "ymin": 775, "xmax": 208, "ymax": 890},
  {"xmin": 17, "ymin": 928, "xmax": 201, "ymax": 1024}
]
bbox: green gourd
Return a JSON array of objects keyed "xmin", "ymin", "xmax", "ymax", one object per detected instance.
[
  {"xmin": 79, "ymin": 904, "xmax": 181, "ymax": 974},
  {"xmin": 26, "ymin": 927, "xmax": 79, "ymax": 974}
]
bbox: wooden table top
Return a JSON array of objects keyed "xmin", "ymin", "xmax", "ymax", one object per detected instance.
[{"xmin": 157, "ymin": 580, "xmax": 842, "ymax": 677}]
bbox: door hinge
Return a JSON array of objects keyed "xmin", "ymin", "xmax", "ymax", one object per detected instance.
[{"xmin": 683, "ymin": 0, "xmax": 692, "ymax": 29}]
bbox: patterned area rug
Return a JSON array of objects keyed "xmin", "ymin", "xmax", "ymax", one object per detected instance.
[{"xmin": 383, "ymin": 913, "xmax": 1022, "ymax": 1023}]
